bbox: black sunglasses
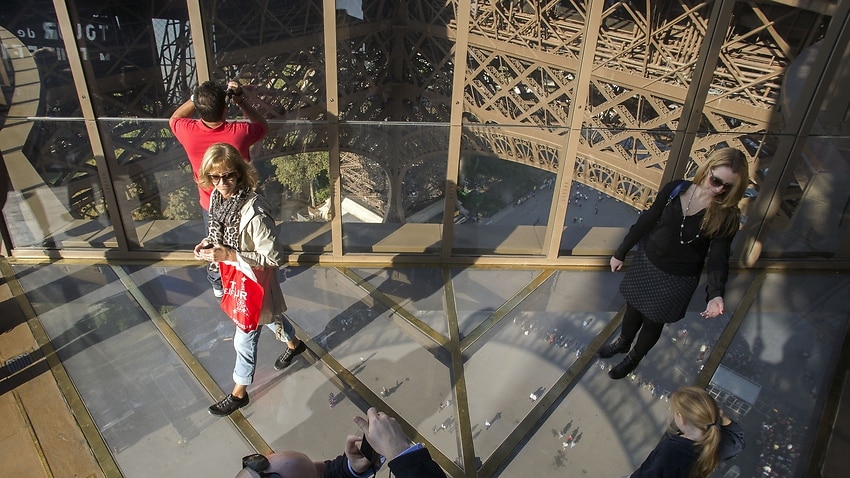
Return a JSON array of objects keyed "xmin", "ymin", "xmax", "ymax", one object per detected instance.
[
  {"xmin": 708, "ymin": 170, "xmax": 734, "ymax": 190},
  {"xmin": 208, "ymin": 171, "xmax": 238, "ymax": 182}
]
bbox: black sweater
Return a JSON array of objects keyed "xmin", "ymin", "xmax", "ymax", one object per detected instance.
[{"xmin": 614, "ymin": 180, "xmax": 735, "ymax": 300}]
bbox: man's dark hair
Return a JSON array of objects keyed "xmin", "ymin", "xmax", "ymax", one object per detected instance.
[{"xmin": 193, "ymin": 80, "xmax": 227, "ymax": 122}]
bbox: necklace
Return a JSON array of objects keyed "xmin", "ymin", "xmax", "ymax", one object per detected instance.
[{"xmin": 680, "ymin": 188, "xmax": 701, "ymax": 245}]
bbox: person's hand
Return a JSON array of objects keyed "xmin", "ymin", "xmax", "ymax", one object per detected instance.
[
  {"xmin": 719, "ymin": 408, "xmax": 732, "ymax": 426},
  {"xmin": 196, "ymin": 243, "xmax": 233, "ymax": 262},
  {"xmin": 193, "ymin": 240, "xmax": 211, "ymax": 259},
  {"xmin": 343, "ymin": 435, "xmax": 373, "ymax": 474},
  {"xmin": 209, "ymin": 245, "xmax": 235, "ymax": 262},
  {"xmin": 610, "ymin": 256, "xmax": 624, "ymax": 272},
  {"xmin": 227, "ymin": 81, "xmax": 244, "ymax": 104},
  {"xmin": 701, "ymin": 297, "xmax": 724, "ymax": 318},
  {"xmin": 353, "ymin": 408, "xmax": 412, "ymax": 462}
]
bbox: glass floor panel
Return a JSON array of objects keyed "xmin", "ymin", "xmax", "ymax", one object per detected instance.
[{"xmin": 9, "ymin": 262, "xmax": 849, "ymax": 478}]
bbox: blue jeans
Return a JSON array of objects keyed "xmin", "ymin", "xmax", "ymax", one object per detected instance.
[{"xmin": 232, "ymin": 317, "xmax": 296, "ymax": 386}]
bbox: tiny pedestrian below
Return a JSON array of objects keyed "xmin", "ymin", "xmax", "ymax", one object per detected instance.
[
  {"xmin": 601, "ymin": 148, "xmax": 748, "ymax": 379},
  {"xmin": 194, "ymin": 143, "xmax": 306, "ymax": 416},
  {"xmin": 629, "ymin": 386, "xmax": 744, "ymax": 478}
]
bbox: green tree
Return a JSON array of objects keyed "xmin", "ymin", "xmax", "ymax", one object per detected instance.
[
  {"xmin": 163, "ymin": 186, "xmax": 201, "ymax": 220},
  {"xmin": 271, "ymin": 152, "xmax": 329, "ymax": 208}
]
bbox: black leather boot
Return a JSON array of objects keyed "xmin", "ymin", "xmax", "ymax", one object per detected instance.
[
  {"xmin": 608, "ymin": 353, "xmax": 641, "ymax": 380},
  {"xmin": 597, "ymin": 336, "xmax": 632, "ymax": 359}
]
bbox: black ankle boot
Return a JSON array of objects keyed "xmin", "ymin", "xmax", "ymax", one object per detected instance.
[
  {"xmin": 598, "ymin": 336, "xmax": 632, "ymax": 359},
  {"xmin": 608, "ymin": 354, "xmax": 641, "ymax": 380}
]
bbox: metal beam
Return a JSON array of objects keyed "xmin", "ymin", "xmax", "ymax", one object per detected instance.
[
  {"xmin": 737, "ymin": 0, "xmax": 850, "ymax": 265},
  {"xmin": 661, "ymin": 0, "xmax": 737, "ymax": 186},
  {"xmin": 546, "ymin": 1, "xmax": 605, "ymax": 259}
]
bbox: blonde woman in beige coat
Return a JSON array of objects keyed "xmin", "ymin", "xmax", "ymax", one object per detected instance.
[{"xmin": 194, "ymin": 142, "xmax": 306, "ymax": 417}]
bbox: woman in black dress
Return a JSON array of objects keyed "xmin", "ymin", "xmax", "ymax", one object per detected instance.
[{"xmin": 601, "ymin": 148, "xmax": 749, "ymax": 379}]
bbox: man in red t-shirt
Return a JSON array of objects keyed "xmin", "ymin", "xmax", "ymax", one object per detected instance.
[
  {"xmin": 170, "ymin": 80, "xmax": 267, "ymax": 211},
  {"xmin": 170, "ymin": 80, "xmax": 268, "ymax": 296}
]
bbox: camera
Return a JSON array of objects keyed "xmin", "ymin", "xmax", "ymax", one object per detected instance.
[
  {"xmin": 241, "ymin": 453, "xmax": 270, "ymax": 475},
  {"xmin": 226, "ymin": 85, "xmax": 242, "ymax": 99}
]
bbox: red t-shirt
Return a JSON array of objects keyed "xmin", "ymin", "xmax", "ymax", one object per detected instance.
[{"xmin": 170, "ymin": 118, "xmax": 266, "ymax": 210}]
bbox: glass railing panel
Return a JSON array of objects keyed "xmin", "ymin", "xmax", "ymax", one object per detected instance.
[
  {"xmin": 464, "ymin": 1, "xmax": 580, "ymax": 129},
  {"xmin": 453, "ymin": 124, "xmax": 562, "ymax": 256},
  {"xmin": 339, "ymin": 122, "xmax": 448, "ymax": 255},
  {"xmin": 0, "ymin": 2, "xmax": 85, "ymax": 120},
  {"xmin": 257, "ymin": 122, "xmax": 332, "ymax": 254},
  {"xmin": 202, "ymin": 1, "xmax": 326, "ymax": 122},
  {"xmin": 63, "ymin": 0, "xmax": 194, "ymax": 119},
  {"xmin": 97, "ymin": 118, "xmax": 198, "ymax": 251},
  {"xmin": 96, "ymin": 119, "xmax": 331, "ymax": 253},
  {"xmin": 336, "ymin": 2, "xmax": 454, "ymax": 124},
  {"xmin": 2, "ymin": 118, "xmax": 113, "ymax": 250},
  {"xmin": 755, "ymin": 131, "xmax": 850, "ymax": 259}
]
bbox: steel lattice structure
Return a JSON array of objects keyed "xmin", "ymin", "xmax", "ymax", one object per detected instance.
[{"xmin": 0, "ymin": 0, "xmax": 833, "ymax": 219}]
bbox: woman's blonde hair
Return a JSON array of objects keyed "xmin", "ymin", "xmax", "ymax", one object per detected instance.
[
  {"xmin": 669, "ymin": 386, "xmax": 722, "ymax": 478},
  {"xmin": 691, "ymin": 148, "xmax": 749, "ymax": 237},
  {"xmin": 197, "ymin": 143, "xmax": 259, "ymax": 191}
]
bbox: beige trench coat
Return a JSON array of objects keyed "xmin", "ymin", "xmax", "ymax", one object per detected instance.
[{"xmin": 231, "ymin": 192, "xmax": 287, "ymax": 326}]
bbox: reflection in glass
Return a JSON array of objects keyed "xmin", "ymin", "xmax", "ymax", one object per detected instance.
[
  {"xmin": 465, "ymin": 269, "xmax": 623, "ymax": 461},
  {"xmin": 2, "ymin": 119, "xmax": 112, "ymax": 249},
  {"xmin": 12, "ymin": 263, "xmax": 253, "ymax": 476},
  {"xmin": 451, "ymin": 268, "xmax": 540, "ymax": 339},
  {"xmin": 204, "ymin": 1, "xmax": 326, "ymax": 121},
  {"xmin": 0, "ymin": 2, "xmax": 84, "ymax": 120},
  {"xmin": 712, "ymin": 273, "xmax": 850, "ymax": 478},
  {"xmin": 336, "ymin": 2, "xmax": 454, "ymax": 123}
]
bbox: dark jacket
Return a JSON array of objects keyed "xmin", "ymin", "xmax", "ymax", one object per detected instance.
[
  {"xmin": 322, "ymin": 454, "xmax": 358, "ymax": 478},
  {"xmin": 322, "ymin": 448, "xmax": 446, "ymax": 478},
  {"xmin": 630, "ymin": 432, "xmax": 697, "ymax": 478},
  {"xmin": 630, "ymin": 420, "xmax": 745, "ymax": 478},
  {"xmin": 388, "ymin": 447, "xmax": 447, "ymax": 478}
]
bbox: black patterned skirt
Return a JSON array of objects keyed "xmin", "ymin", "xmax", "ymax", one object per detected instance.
[{"xmin": 619, "ymin": 247, "xmax": 700, "ymax": 324}]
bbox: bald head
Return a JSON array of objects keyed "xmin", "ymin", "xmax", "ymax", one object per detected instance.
[{"xmin": 235, "ymin": 451, "xmax": 319, "ymax": 478}]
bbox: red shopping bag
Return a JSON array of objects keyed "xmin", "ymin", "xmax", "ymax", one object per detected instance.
[{"xmin": 218, "ymin": 256, "xmax": 265, "ymax": 332}]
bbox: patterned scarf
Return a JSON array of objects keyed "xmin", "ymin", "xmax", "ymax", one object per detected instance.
[{"xmin": 208, "ymin": 185, "xmax": 253, "ymax": 252}]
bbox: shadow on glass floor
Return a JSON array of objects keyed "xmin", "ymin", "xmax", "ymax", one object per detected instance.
[{"xmin": 9, "ymin": 262, "xmax": 850, "ymax": 477}]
